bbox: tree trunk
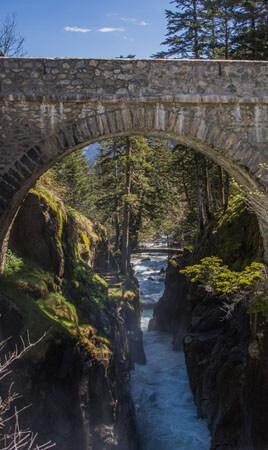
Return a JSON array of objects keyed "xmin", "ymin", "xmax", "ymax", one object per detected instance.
[
  {"xmin": 193, "ymin": 0, "xmax": 199, "ymax": 58},
  {"xmin": 205, "ymin": 163, "xmax": 214, "ymax": 215},
  {"xmin": 224, "ymin": 6, "xmax": 229, "ymax": 60},
  {"xmin": 121, "ymin": 138, "xmax": 132, "ymax": 275},
  {"xmin": 113, "ymin": 145, "xmax": 121, "ymax": 253},
  {"xmin": 131, "ymin": 190, "xmax": 145, "ymax": 251},
  {"xmin": 195, "ymin": 154, "xmax": 210, "ymax": 232},
  {"xmin": 217, "ymin": 166, "xmax": 229, "ymax": 211}
]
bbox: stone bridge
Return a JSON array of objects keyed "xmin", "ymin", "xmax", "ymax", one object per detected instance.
[{"xmin": 1, "ymin": 57, "xmax": 268, "ymax": 265}]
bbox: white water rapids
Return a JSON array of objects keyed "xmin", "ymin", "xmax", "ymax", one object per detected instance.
[{"xmin": 131, "ymin": 251, "xmax": 211, "ymax": 450}]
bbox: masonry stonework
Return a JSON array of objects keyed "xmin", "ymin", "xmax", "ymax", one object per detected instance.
[{"xmin": 1, "ymin": 58, "xmax": 268, "ymax": 264}]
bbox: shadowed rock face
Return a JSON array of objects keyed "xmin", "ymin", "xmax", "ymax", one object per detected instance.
[
  {"xmin": 149, "ymin": 254, "xmax": 192, "ymax": 351},
  {"xmin": 0, "ymin": 189, "xmax": 142, "ymax": 450},
  {"xmin": 9, "ymin": 192, "xmax": 65, "ymax": 275},
  {"xmin": 0, "ymin": 295, "xmax": 140, "ymax": 450},
  {"xmin": 1, "ymin": 58, "xmax": 268, "ymax": 265},
  {"xmin": 184, "ymin": 288, "xmax": 268, "ymax": 450},
  {"xmin": 184, "ymin": 290, "xmax": 250, "ymax": 450},
  {"xmin": 152, "ymin": 201, "xmax": 268, "ymax": 449}
]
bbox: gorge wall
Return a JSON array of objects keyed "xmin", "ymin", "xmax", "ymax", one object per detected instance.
[
  {"xmin": 152, "ymin": 195, "xmax": 268, "ymax": 450},
  {"xmin": 0, "ymin": 184, "xmax": 144, "ymax": 450}
]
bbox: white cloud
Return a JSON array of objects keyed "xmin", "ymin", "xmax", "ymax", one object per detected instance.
[
  {"xmin": 120, "ymin": 17, "xmax": 149, "ymax": 26},
  {"xmin": 98, "ymin": 27, "xmax": 125, "ymax": 33},
  {"xmin": 64, "ymin": 26, "xmax": 91, "ymax": 33},
  {"xmin": 139, "ymin": 20, "xmax": 149, "ymax": 26}
]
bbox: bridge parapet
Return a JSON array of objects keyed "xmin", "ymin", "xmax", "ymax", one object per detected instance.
[{"xmin": 1, "ymin": 58, "xmax": 268, "ymax": 102}]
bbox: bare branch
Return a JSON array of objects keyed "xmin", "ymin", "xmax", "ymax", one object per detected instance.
[
  {"xmin": 0, "ymin": 14, "xmax": 25, "ymax": 57},
  {"xmin": 0, "ymin": 332, "xmax": 45, "ymax": 382},
  {"xmin": 0, "ymin": 333, "xmax": 55, "ymax": 449}
]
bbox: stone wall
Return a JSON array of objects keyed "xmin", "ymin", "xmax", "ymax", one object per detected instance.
[{"xmin": 1, "ymin": 58, "xmax": 268, "ymax": 263}]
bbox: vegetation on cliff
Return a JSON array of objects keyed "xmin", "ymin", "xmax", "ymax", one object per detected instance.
[
  {"xmin": 0, "ymin": 172, "xmax": 143, "ymax": 449},
  {"xmin": 181, "ymin": 257, "xmax": 265, "ymax": 296},
  {"xmin": 0, "ymin": 185, "xmax": 115, "ymax": 366}
]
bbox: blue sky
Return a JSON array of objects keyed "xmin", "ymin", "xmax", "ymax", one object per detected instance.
[{"xmin": 1, "ymin": 0, "xmax": 170, "ymax": 58}]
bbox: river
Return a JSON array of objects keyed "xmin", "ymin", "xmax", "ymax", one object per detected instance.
[{"xmin": 131, "ymin": 251, "xmax": 211, "ymax": 450}]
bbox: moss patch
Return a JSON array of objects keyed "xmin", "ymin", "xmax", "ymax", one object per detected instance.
[
  {"xmin": 108, "ymin": 277, "xmax": 138, "ymax": 312},
  {"xmin": 199, "ymin": 193, "xmax": 263, "ymax": 270},
  {"xmin": 38, "ymin": 293, "xmax": 79, "ymax": 331},
  {"xmin": 31, "ymin": 184, "xmax": 67, "ymax": 241},
  {"xmin": 77, "ymin": 325, "xmax": 111, "ymax": 367},
  {"xmin": 0, "ymin": 251, "xmax": 111, "ymax": 364},
  {"xmin": 2, "ymin": 255, "xmax": 56, "ymax": 300},
  {"xmin": 65, "ymin": 207, "xmax": 98, "ymax": 266}
]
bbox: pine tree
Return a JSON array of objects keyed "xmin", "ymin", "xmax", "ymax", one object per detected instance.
[
  {"xmin": 231, "ymin": 0, "xmax": 268, "ymax": 59},
  {"xmin": 203, "ymin": 0, "xmax": 237, "ymax": 58},
  {"xmin": 94, "ymin": 136, "xmax": 180, "ymax": 267},
  {"xmin": 52, "ymin": 150, "xmax": 96, "ymax": 216},
  {"xmin": 154, "ymin": 0, "xmax": 207, "ymax": 58}
]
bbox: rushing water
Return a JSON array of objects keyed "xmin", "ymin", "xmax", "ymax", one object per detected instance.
[{"xmin": 131, "ymin": 251, "xmax": 211, "ymax": 450}]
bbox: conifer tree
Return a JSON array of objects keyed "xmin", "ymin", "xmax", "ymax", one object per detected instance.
[
  {"xmin": 154, "ymin": 0, "xmax": 207, "ymax": 58},
  {"xmin": 231, "ymin": 0, "xmax": 268, "ymax": 59},
  {"xmin": 157, "ymin": 0, "xmax": 268, "ymax": 60},
  {"xmin": 52, "ymin": 150, "xmax": 96, "ymax": 216},
  {"xmin": 203, "ymin": 0, "xmax": 236, "ymax": 58}
]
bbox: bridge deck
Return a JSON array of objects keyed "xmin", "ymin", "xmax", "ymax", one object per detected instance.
[{"xmin": 135, "ymin": 247, "xmax": 183, "ymax": 254}]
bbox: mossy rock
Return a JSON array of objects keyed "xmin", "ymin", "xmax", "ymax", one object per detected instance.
[
  {"xmin": 0, "ymin": 259, "xmax": 112, "ymax": 366},
  {"xmin": 9, "ymin": 186, "xmax": 66, "ymax": 276},
  {"xmin": 64, "ymin": 207, "xmax": 99, "ymax": 274},
  {"xmin": 38, "ymin": 293, "xmax": 79, "ymax": 331},
  {"xmin": 4, "ymin": 182, "xmax": 113, "ymax": 367},
  {"xmin": 199, "ymin": 194, "xmax": 263, "ymax": 270}
]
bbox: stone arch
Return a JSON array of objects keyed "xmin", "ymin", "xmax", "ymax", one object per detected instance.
[
  {"xmin": 2, "ymin": 57, "xmax": 268, "ymax": 266},
  {"xmin": 2, "ymin": 100, "xmax": 268, "ymax": 268}
]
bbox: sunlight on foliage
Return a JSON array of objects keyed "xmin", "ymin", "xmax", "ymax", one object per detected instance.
[
  {"xmin": 181, "ymin": 256, "xmax": 265, "ymax": 295},
  {"xmin": 4, "ymin": 250, "xmax": 24, "ymax": 274}
]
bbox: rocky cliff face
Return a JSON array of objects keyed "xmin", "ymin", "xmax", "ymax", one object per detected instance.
[
  {"xmin": 149, "ymin": 253, "xmax": 191, "ymax": 351},
  {"xmin": 0, "ymin": 185, "xmax": 142, "ymax": 450},
  {"xmin": 152, "ymin": 196, "xmax": 268, "ymax": 449},
  {"xmin": 184, "ymin": 285, "xmax": 268, "ymax": 450},
  {"xmin": 184, "ymin": 287, "xmax": 251, "ymax": 449}
]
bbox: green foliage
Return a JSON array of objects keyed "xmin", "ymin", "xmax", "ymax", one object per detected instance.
[
  {"xmin": 154, "ymin": 0, "xmax": 207, "ymax": 58},
  {"xmin": 0, "ymin": 257, "xmax": 59, "ymax": 340},
  {"xmin": 41, "ymin": 134, "xmax": 233, "ymax": 256},
  {"xmin": 0, "ymin": 252, "xmax": 111, "ymax": 361},
  {"xmin": 93, "ymin": 136, "xmax": 221, "ymax": 250},
  {"xmin": 92, "ymin": 136, "xmax": 180, "ymax": 249},
  {"xmin": 181, "ymin": 256, "xmax": 265, "ymax": 295},
  {"xmin": 185, "ymin": 185, "xmax": 263, "ymax": 272},
  {"xmin": 4, "ymin": 250, "xmax": 24, "ymax": 275},
  {"xmin": 45, "ymin": 149, "xmax": 97, "ymax": 218},
  {"xmin": 89, "ymin": 273, "xmax": 108, "ymax": 306},
  {"xmin": 210, "ymin": 191, "xmax": 263, "ymax": 270},
  {"xmin": 31, "ymin": 184, "xmax": 67, "ymax": 242},
  {"xmin": 108, "ymin": 278, "xmax": 137, "ymax": 313},
  {"xmin": 216, "ymin": 191, "xmax": 245, "ymax": 228},
  {"xmin": 249, "ymin": 288, "xmax": 268, "ymax": 321},
  {"xmin": 3, "ymin": 254, "xmax": 56, "ymax": 299},
  {"xmin": 156, "ymin": 0, "xmax": 268, "ymax": 60},
  {"xmin": 70, "ymin": 259, "xmax": 108, "ymax": 309}
]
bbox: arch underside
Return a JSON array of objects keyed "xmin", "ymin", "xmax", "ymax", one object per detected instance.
[{"xmin": 1, "ymin": 101, "xmax": 268, "ymax": 264}]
